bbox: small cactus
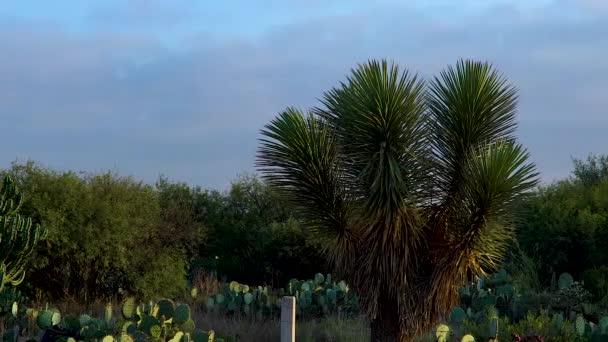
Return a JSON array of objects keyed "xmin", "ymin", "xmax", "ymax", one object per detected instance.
[
  {"xmin": 174, "ymin": 304, "xmax": 191, "ymax": 325},
  {"xmin": 244, "ymin": 293, "xmax": 254, "ymax": 305},
  {"xmin": 450, "ymin": 307, "xmax": 467, "ymax": 324},
  {"xmin": 551, "ymin": 313, "xmax": 564, "ymax": 329},
  {"xmin": 436, "ymin": 324, "xmax": 450, "ymax": 342},
  {"xmin": 36, "ymin": 310, "xmax": 59, "ymax": 329},
  {"xmin": 600, "ymin": 316, "xmax": 608, "ymax": 334},
  {"xmin": 122, "ymin": 298, "xmax": 136, "ymax": 320},
  {"xmin": 117, "ymin": 334, "xmax": 134, "ymax": 342},
  {"xmin": 576, "ymin": 315, "xmax": 585, "ymax": 336},
  {"xmin": 139, "ymin": 315, "xmax": 160, "ymax": 336},
  {"xmin": 181, "ymin": 319, "xmax": 196, "ymax": 334},
  {"xmin": 558, "ymin": 272, "xmax": 574, "ymax": 290},
  {"xmin": 104, "ymin": 303, "xmax": 113, "ymax": 324},
  {"xmin": 156, "ymin": 299, "xmax": 175, "ymax": 320},
  {"xmin": 461, "ymin": 334, "xmax": 475, "ymax": 342}
]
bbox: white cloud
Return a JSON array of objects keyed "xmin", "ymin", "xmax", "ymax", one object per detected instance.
[{"xmin": 1, "ymin": 1, "xmax": 607, "ymax": 188}]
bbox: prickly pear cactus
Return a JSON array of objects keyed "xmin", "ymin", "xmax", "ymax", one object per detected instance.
[
  {"xmin": 558, "ymin": 272, "xmax": 574, "ymax": 290},
  {"xmin": 104, "ymin": 303, "xmax": 113, "ymax": 324},
  {"xmin": 600, "ymin": 316, "xmax": 608, "ymax": 334},
  {"xmin": 461, "ymin": 334, "xmax": 475, "ymax": 342},
  {"xmin": 450, "ymin": 307, "xmax": 467, "ymax": 324},
  {"xmin": 552, "ymin": 313, "xmax": 564, "ymax": 330},
  {"xmin": 576, "ymin": 315, "xmax": 586, "ymax": 336},
  {"xmin": 156, "ymin": 299, "xmax": 175, "ymax": 320},
  {"xmin": 36, "ymin": 310, "xmax": 59, "ymax": 329},
  {"xmin": 436, "ymin": 324, "xmax": 450, "ymax": 342},
  {"xmin": 244, "ymin": 293, "xmax": 253, "ymax": 305},
  {"xmin": 122, "ymin": 298, "xmax": 136, "ymax": 320},
  {"xmin": 17, "ymin": 299, "xmax": 230, "ymax": 342},
  {"xmin": 174, "ymin": 304, "xmax": 191, "ymax": 325}
]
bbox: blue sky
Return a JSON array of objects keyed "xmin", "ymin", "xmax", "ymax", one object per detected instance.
[{"xmin": 1, "ymin": 0, "xmax": 607, "ymax": 189}]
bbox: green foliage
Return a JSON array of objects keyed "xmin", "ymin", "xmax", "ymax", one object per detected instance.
[
  {"xmin": 572, "ymin": 154, "xmax": 608, "ymax": 187},
  {"xmin": 155, "ymin": 176, "xmax": 206, "ymax": 262},
  {"xmin": 582, "ymin": 266, "xmax": 608, "ymax": 301},
  {"xmin": 258, "ymin": 58, "xmax": 538, "ymax": 339},
  {"xmin": 551, "ymin": 280, "xmax": 592, "ymax": 314},
  {"xmin": 516, "ymin": 154, "xmax": 608, "ymax": 292},
  {"xmin": 424, "ymin": 311, "xmax": 598, "ymax": 342},
  {"xmin": 1, "ymin": 161, "xmax": 187, "ymax": 300},
  {"xmin": 1, "ymin": 161, "xmax": 328, "ymax": 299},
  {"xmin": 195, "ymin": 174, "xmax": 327, "ymax": 287}
]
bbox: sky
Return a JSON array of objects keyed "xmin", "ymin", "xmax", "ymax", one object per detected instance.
[{"xmin": 1, "ymin": 0, "xmax": 607, "ymax": 190}]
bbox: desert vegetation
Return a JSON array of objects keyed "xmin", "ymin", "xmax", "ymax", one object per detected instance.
[{"xmin": 2, "ymin": 60, "xmax": 608, "ymax": 341}]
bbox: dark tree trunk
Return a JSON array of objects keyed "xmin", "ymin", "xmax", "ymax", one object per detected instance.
[
  {"xmin": 370, "ymin": 292, "xmax": 403, "ymax": 342},
  {"xmin": 370, "ymin": 316, "xmax": 400, "ymax": 342}
]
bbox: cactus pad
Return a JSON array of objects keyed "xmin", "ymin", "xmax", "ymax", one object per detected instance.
[
  {"xmin": 436, "ymin": 324, "xmax": 450, "ymax": 342},
  {"xmin": 599, "ymin": 316, "xmax": 608, "ymax": 334},
  {"xmin": 181, "ymin": 319, "xmax": 196, "ymax": 333},
  {"xmin": 461, "ymin": 334, "xmax": 475, "ymax": 342},
  {"xmin": 449, "ymin": 306, "xmax": 466, "ymax": 324},
  {"xmin": 174, "ymin": 304, "xmax": 191, "ymax": 325},
  {"xmin": 558, "ymin": 272, "xmax": 574, "ymax": 290},
  {"xmin": 157, "ymin": 299, "xmax": 175, "ymax": 319},
  {"xmin": 139, "ymin": 316, "xmax": 160, "ymax": 336},
  {"xmin": 122, "ymin": 298, "xmax": 136, "ymax": 320},
  {"xmin": 192, "ymin": 329, "xmax": 208, "ymax": 342},
  {"xmin": 576, "ymin": 316, "xmax": 585, "ymax": 336}
]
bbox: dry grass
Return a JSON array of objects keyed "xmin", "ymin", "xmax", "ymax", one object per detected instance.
[
  {"xmin": 24, "ymin": 296, "xmax": 370, "ymax": 342},
  {"xmin": 193, "ymin": 309, "xmax": 370, "ymax": 342},
  {"xmin": 191, "ymin": 270, "xmax": 222, "ymax": 297}
]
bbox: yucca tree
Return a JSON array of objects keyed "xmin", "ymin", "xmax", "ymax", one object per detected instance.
[{"xmin": 257, "ymin": 59, "xmax": 539, "ymax": 341}]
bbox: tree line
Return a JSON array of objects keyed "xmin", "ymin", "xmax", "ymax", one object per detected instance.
[
  {"xmin": 4, "ymin": 154, "xmax": 608, "ymax": 306},
  {"xmin": 3, "ymin": 59, "xmax": 606, "ymax": 342},
  {"xmin": 1, "ymin": 161, "xmax": 325, "ymax": 302}
]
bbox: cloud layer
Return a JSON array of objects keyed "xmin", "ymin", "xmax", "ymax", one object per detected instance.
[{"xmin": 1, "ymin": 1, "xmax": 607, "ymax": 188}]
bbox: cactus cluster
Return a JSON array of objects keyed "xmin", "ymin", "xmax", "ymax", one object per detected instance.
[
  {"xmin": 431, "ymin": 269, "xmax": 608, "ymax": 341},
  {"xmin": 286, "ymin": 274, "xmax": 357, "ymax": 318},
  {"xmin": 200, "ymin": 273, "xmax": 358, "ymax": 319},
  {"xmin": 457, "ymin": 269, "xmax": 515, "ymax": 322},
  {"xmin": 0, "ymin": 299, "xmax": 234, "ymax": 342}
]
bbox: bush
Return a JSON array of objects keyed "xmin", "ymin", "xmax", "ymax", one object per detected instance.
[
  {"xmin": 2, "ymin": 161, "xmax": 189, "ymax": 301},
  {"xmin": 516, "ymin": 154, "xmax": 608, "ymax": 289}
]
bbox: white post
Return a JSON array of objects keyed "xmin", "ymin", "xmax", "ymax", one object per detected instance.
[{"xmin": 280, "ymin": 296, "xmax": 296, "ymax": 342}]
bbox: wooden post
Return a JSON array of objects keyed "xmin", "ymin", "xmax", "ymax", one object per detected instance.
[{"xmin": 280, "ymin": 296, "xmax": 296, "ymax": 342}]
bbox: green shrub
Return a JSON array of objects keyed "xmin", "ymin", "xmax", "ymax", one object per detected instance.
[{"xmin": 2, "ymin": 161, "xmax": 189, "ymax": 301}]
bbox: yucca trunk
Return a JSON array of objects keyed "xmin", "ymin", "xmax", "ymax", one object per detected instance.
[{"xmin": 370, "ymin": 292, "xmax": 403, "ymax": 342}]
